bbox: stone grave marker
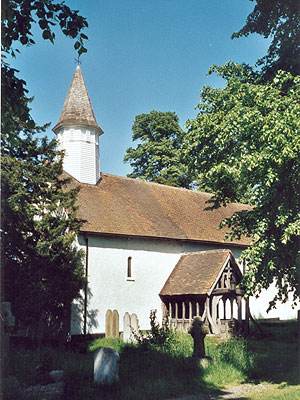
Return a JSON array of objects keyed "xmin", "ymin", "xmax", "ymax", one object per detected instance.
[
  {"xmin": 105, "ymin": 309, "xmax": 113, "ymax": 338},
  {"xmin": 130, "ymin": 313, "xmax": 139, "ymax": 342},
  {"xmin": 123, "ymin": 312, "xmax": 131, "ymax": 342},
  {"xmin": 94, "ymin": 347, "xmax": 119, "ymax": 384},
  {"xmin": 112, "ymin": 309, "xmax": 119, "ymax": 338}
]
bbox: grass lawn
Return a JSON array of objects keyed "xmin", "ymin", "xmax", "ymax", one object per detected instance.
[{"xmin": 3, "ymin": 320, "xmax": 300, "ymax": 400}]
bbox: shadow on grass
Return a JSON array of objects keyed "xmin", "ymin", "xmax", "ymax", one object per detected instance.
[
  {"xmin": 245, "ymin": 338, "xmax": 298, "ymax": 385},
  {"xmin": 244, "ymin": 321, "xmax": 299, "ymax": 385},
  {"xmin": 5, "ymin": 321, "xmax": 298, "ymax": 400},
  {"xmin": 63, "ymin": 345, "xmax": 221, "ymax": 400}
]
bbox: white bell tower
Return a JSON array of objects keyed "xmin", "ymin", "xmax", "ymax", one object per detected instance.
[{"xmin": 53, "ymin": 66, "xmax": 103, "ymax": 185}]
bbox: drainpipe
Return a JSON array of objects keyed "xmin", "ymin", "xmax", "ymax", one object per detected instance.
[{"xmin": 83, "ymin": 235, "xmax": 88, "ymax": 335}]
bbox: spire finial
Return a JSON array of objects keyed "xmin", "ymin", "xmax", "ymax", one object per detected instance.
[{"xmin": 74, "ymin": 55, "xmax": 82, "ymax": 66}]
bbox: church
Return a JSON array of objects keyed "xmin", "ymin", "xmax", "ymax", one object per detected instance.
[{"xmin": 52, "ymin": 66, "xmax": 294, "ymax": 338}]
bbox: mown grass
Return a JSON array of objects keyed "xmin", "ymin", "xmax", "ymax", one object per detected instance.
[{"xmin": 3, "ymin": 320, "xmax": 299, "ymax": 400}]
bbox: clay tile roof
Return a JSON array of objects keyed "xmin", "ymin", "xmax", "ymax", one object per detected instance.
[
  {"xmin": 160, "ymin": 249, "xmax": 231, "ymax": 296},
  {"xmin": 53, "ymin": 66, "xmax": 103, "ymax": 135},
  {"xmin": 73, "ymin": 173, "xmax": 251, "ymax": 246}
]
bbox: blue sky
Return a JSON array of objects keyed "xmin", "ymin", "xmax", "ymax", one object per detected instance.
[{"xmin": 12, "ymin": 0, "xmax": 270, "ymax": 176}]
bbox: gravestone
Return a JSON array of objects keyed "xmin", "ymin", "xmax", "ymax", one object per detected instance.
[
  {"xmin": 123, "ymin": 312, "xmax": 131, "ymax": 342},
  {"xmin": 105, "ymin": 309, "xmax": 113, "ymax": 338},
  {"xmin": 130, "ymin": 313, "xmax": 139, "ymax": 342},
  {"xmin": 112, "ymin": 310, "xmax": 119, "ymax": 338},
  {"xmin": 94, "ymin": 347, "xmax": 120, "ymax": 384}
]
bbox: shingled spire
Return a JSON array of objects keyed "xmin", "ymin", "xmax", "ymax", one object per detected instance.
[
  {"xmin": 53, "ymin": 66, "xmax": 103, "ymax": 185},
  {"xmin": 53, "ymin": 65, "xmax": 103, "ymax": 134}
]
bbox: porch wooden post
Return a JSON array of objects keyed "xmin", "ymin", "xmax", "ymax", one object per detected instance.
[
  {"xmin": 189, "ymin": 302, "xmax": 192, "ymax": 321},
  {"xmin": 243, "ymin": 260, "xmax": 250, "ymax": 335},
  {"xmin": 211, "ymin": 295, "xmax": 222, "ymax": 335},
  {"xmin": 175, "ymin": 302, "xmax": 178, "ymax": 320},
  {"xmin": 245, "ymin": 298, "xmax": 250, "ymax": 335},
  {"xmin": 205, "ymin": 296, "xmax": 218, "ymax": 334},
  {"xmin": 223, "ymin": 298, "xmax": 226, "ymax": 320},
  {"xmin": 182, "ymin": 301, "xmax": 186, "ymax": 320},
  {"xmin": 196, "ymin": 302, "xmax": 200, "ymax": 317},
  {"xmin": 169, "ymin": 302, "xmax": 172, "ymax": 318},
  {"xmin": 162, "ymin": 302, "xmax": 167, "ymax": 321},
  {"xmin": 237, "ymin": 296, "xmax": 242, "ymax": 325},
  {"xmin": 230, "ymin": 299, "xmax": 234, "ymax": 320}
]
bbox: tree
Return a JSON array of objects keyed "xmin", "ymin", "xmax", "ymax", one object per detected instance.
[
  {"xmin": 124, "ymin": 111, "xmax": 194, "ymax": 189},
  {"xmin": 232, "ymin": 0, "xmax": 300, "ymax": 79},
  {"xmin": 2, "ymin": 144, "xmax": 86, "ymax": 342},
  {"xmin": 184, "ymin": 63, "xmax": 300, "ymax": 308},
  {"xmin": 2, "ymin": 0, "xmax": 88, "ymax": 142},
  {"xmin": 1, "ymin": 1, "xmax": 88, "ymax": 341}
]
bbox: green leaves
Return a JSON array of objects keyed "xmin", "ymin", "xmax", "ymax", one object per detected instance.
[
  {"xmin": 1, "ymin": 0, "xmax": 88, "ymax": 339},
  {"xmin": 232, "ymin": 0, "xmax": 300, "ymax": 79},
  {"xmin": 124, "ymin": 111, "xmax": 195, "ymax": 189},
  {"xmin": 2, "ymin": 0, "xmax": 88, "ymax": 57},
  {"xmin": 2, "ymin": 137, "xmax": 85, "ymax": 335},
  {"xmin": 185, "ymin": 64, "xmax": 300, "ymax": 307}
]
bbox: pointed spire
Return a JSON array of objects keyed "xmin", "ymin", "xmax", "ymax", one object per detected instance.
[{"xmin": 53, "ymin": 66, "xmax": 103, "ymax": 135}]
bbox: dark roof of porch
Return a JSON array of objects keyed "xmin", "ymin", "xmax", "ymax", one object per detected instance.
[{"xmin": 160, "ymin": 249, "xmax": 232, "ymax": 296}]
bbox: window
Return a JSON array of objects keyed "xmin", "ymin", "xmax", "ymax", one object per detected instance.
[{"xmin": 127, "ymin": 257, "xmax": 134, "ymax": 281}]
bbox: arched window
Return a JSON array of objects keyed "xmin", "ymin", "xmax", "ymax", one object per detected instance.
[{"xmin": 127, "ymin": 257, "xmax": 132, "ymax": 279}]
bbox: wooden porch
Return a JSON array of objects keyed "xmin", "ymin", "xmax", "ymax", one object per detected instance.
[
  {"xmin": 162, "ymin": 289, "xmax": 245, "ymax": 335},
  {"xmin": 160, "ymin": 250, "xmax": 247, "ymax": 336}
]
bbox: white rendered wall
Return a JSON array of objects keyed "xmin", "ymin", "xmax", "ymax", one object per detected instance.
[
  {"xmin": 71, "ymin": 235, "xmax": 234, "ymax": 334},
  {"xmin": 70, "ymin": 235, "xmax": 296, "ymax": 335},
  {"xmin": 249, "ymin": 285, "xmax": 298, "ymax": 320},
  {"xmin": 56, "ymin": 126, "xmax": 100, "ymax": 184}
]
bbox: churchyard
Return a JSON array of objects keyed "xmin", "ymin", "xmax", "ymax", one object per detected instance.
[{"xmin": 2, "ymin": 318, "xmax": 300, "ymax": 400}]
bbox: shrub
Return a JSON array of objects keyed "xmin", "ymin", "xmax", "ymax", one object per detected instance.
[
  {"xmin": 134, "ymin": 310, "xmax": 185, "ymax": 356},
  {"xmin": 88, "ymin": 337, "xmax": 124, "ymax": 353}
]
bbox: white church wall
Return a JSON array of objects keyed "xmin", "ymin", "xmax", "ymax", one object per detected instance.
[
  {"xmin": 70, "ymin": 234, "xmax": 297, "ymax": 336},
  {"xmin": 72, "ymin": 235, "xmax": 235, "ymax": 335},
  {"xmin": 249, "ymin": 285, "xmax": 298, "ymax": 320},
  {"xmin": 186, "ymin": 243, "xmax": 298, "ymax": 321},
  {"xmin": 71, "ymin": 235, "xmax": 181, "ymax": 334}
]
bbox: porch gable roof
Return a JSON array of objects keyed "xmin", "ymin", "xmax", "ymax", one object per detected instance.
[{"xmin": 159, "ymin": 249, "xmax": 236, "ymax": 296}]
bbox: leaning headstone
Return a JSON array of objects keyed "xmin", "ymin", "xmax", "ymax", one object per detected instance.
[
  {"xmin": 105, "ymin": 309, "xmax": 113, "ymax": 338},
  {"xmin": 112, "ymin": 310, "xmax": 119, "ymax": 338},
  {"xmin": 123, "ymin": 312, "xmax": 131, "ymax": 342},
  {"xmin": 94, "ymin": 347, "xmax": 120, "ymax": 384},
  {"xmin": 130, "ymin": 313, "xmax": 139, "ymax": 342}
]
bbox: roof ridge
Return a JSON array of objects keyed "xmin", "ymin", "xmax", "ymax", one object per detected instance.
[
  {"xmin": 100, "ymin": 173, "xmax": 251, "ymax": 210},
  {"xmin": 181, "ymin": 249, "xmax": 231, "ymax": 256},
  {"xmin": 100, "ymin": 172, "xmax": 212, "ymax": 196},
  {"xmin": 75, "ymin": 172, "xmax": 250, "ymax": 245}
]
